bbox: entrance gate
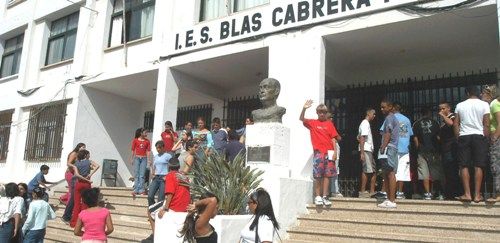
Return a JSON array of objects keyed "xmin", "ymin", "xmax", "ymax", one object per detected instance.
[{"xmin": 326, "ymin": 69, "xmax": 498, "ymax": 196}]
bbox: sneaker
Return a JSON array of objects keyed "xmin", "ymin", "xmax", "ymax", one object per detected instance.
[
  {"xmin": 314, "ymin": 196, "xmax": 323, "ymax": 206},
  {"xmin": 436, "ymin": 194, "xmax": 445, "ymax": 200},
  {"xmin": 424, "ymin": 192, "xmax": 432, "ymax": 200},
  {"xmin": 322, "ymin": 196, "xmax": 332, "ymax": 206},
  {"xmin": 377, "ymin": 200, "xmax": 397, "ymax": 208},
  {"xmin": 396, "ymin": 191, "xmax": 405, "ymax": 199},
  {"xmin": 332, "ymin": 193, "xmax": 343, "ymax": 198},
  {"xmin": 375, "ymin": 191, "xmax": 388, "ymax": 199}
]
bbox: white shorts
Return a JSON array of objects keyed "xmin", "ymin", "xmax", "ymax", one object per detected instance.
[{"xmin": 395, "ymin": 153, "xmax": 411, "ymax": 181}]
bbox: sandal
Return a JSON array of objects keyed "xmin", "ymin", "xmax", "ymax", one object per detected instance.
[
  {"xmin": 454, "ymin": 195, "xmax": 472, "ymax": 202},
  {"xmin": 473, "ymin": 196, "xmax": 484, "ymax": 203}
]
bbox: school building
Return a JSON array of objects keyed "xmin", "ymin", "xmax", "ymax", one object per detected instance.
[{"xmin": 0, "ymin": 0, "xmax": 498, "ymax": 201}]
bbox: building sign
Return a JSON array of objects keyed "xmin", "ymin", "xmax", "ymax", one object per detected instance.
[{"xmin": 166, "ymin": 0, "xmax": 426, "ymax": 56}]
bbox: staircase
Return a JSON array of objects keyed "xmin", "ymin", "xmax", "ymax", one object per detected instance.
[
  {"xmin": 46, "ymin": 187, "xmax": 152, "ymax": 243},
  {"xmin": 285, "ymin": 198, "xmax": 500, "ymax": 242}
]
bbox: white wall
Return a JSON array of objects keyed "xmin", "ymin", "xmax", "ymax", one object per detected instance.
[{"xmin": 74, "ymin": 86, "xmax": 143, "ymax": 186}]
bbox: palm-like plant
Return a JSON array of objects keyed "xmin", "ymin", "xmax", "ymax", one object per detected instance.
[{"xmin": 186, "ymin": 150, "xmax": 264, "ymax": 215}]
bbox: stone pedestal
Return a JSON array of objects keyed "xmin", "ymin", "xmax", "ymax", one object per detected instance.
[
  {"xmin": 245, "ymin": 123, "xmax": 312, "ymax": 235},
  {"xmin": 245, "ymin": 123, "xmax": 290, "ymax": 166}
]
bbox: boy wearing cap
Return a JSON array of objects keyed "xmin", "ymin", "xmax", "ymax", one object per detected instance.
[{"xmin": 158, "ymin": 157, "xmax": 190, "ymax": 217}]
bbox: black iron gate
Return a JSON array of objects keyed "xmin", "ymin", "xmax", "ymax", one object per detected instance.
[
  {"xmin": 176, "ymin": 104, "xmax": 213, "ymax": 130},
  {"xmin": 326, "ymin": 69, "xmax": 498, "ymax": 196},
  {"xmin": 223, "ymin": 96, "xmax": 261, "ymax": 130}
]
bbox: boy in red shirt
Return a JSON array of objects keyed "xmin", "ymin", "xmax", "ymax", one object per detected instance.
[
  {"xmin": 300, "ymin": 100, "xmax": 338, "ymax": 206},
  {"xmin": 158, "ymin": 157, "xmax": 190, "ymax": 218}
]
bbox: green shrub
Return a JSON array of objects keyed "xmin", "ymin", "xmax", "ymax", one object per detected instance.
[{"xmin": 186, "ymin": 150, "xmax": 263, "ymax": 215}]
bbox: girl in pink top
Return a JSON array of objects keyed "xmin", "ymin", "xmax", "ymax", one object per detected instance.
[{"xmin": 74, "ymin": 188, "xmax": 114, "ymax": 243}]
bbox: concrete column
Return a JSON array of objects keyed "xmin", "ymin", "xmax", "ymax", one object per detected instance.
[
  {"xmin": 268, "ymin": 33, "xmax": 326, "ymax": 178},
  {"xmin": 152, "ymin": 63, "xmax": 179, "ymax": 147}
]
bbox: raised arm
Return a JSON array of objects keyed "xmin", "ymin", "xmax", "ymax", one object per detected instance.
[
  {"xmin": 300, "ymin": 100, "xmax": 313, "ymax": 122},
  {"xmin": 87, "ymin": 160, "xmax": 101, "ymax": 179},
  {"xmin": 194, "ymin": 197, "xmax": 218, "ymax": 235}
]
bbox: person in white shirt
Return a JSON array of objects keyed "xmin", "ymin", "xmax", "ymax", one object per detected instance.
[
  {"xmin": 0, "ymin": 183, "xmax": 24, "ymax": 242},
  {"xmin": 453, "ymin": 86, "xmax": 490, "ymax": 203},
  {"xmin": 358, "ymin": 108, "xmax": 376, "ymax": 198},
  {"xmin": 240, "ymin": 188, "xmax": 280, "ymax": 243}
]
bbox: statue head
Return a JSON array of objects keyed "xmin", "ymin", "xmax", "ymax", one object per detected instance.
[{"xmin": 258, "ymin": 78, "xmax": 280, "ymax": 103}]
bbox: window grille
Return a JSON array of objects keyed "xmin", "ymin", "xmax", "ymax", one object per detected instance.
[
  {"xmin": 143, "ymin": 111, "xmax": 154, "ymax": 131},
  {"xmin": 24, "ymin": 102, "xmax": 67, "ymax": 161},
  {"xmin": 176, "ymin": 104, "xmax": 212, "ymax": 131},
  {"xmin": 0, "ymin": 111, "xmax": 13, "ymax": 161}
]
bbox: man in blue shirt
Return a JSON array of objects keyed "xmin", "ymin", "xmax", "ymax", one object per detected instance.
[
  {"xmin": 211, "ymin": 117, "xmax": 228, "ymax": 154},
  {"xmin": 393, "ymin": 102, "xmax": 413, "ymax": 199},
  {"xmin": 147, "ymin": 141, "xmax": 172, "ymax": 206},
  {"xmin": 378, "ymin": 99, "xmax": 399, "ymax": 208},
  {"xmin": 27, "ymin": 165, "xmax": 55, "ymax": 202}
]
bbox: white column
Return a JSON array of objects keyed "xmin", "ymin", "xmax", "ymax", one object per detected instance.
[
  {"xmin": 268, "ymin": 34, "xmax": 325, "ymax": 178},
  {"xmin": 152, "ymin": 63, "xmax": 179, "ymax": 144}
]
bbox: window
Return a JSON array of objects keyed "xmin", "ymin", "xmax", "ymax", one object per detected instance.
[
  {"xmin": 0, "ymin": 111, "xmax": 13, "ymax": 161},
  {"xmin": 143, "ymin": 111, "xmax": 154, "ymax": 131},
  {"xmin": 0, "ymin": 34, "xmax": 23, "ymax": 78},
  {"xmin": 24, "ymin": 102, "xmax": 67, "ymax": 161},
  {"xmin": 45, "ymin": 12, "xmax": 79, "ymax": 65},
  {"xmin": 200, "ymin": 0, "xmax": 268, "ymax": 21},
  {"xmin": 109, "ymin": 0, "xmax": 155, "ymax": 47}
]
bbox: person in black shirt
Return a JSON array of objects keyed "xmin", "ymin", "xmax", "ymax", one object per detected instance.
[
  {"xmin": 438, "ymin": 102, "xmax": 461, "ymax": 199},
  {"xmin": 413, "ymin": 107, "xmax": 443, "ymax": 200}
]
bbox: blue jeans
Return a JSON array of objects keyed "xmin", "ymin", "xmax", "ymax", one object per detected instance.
[
  {"xmin": 148, "ymin": 175, "xmax": 166, "ymax": 206},
  {"xmin": 23, "ymin": 228, "xmax": 46, "ymax": 243},
  {"xmin": 62, "ymin": 177, "xmax": 76, "ymax": 221},
  {"xmin": 0, "ymin": 220, "xmax": 14, "ymax": 242},
  {"xmin": 134, "ymin": 157, "xmax": 148, "ymax": 193}
]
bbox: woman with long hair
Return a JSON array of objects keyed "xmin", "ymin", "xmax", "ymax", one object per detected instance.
[
  {"xmin": 193, "ymin": 117, "xmax": 213, "ymax": 151},
  {"xmin": 62, "ymin": 143, "xmax": 86, "ymax": 223},
  {"xmin": 179, "ymin": 192, "xmax": 218, "ymax": 243},
  {"xmin": 240, "ymin": 188, "xmax": 280, "ymax": 243},
  {"xmin": 131, "ymin": 128, "xmax": 151, "ymax": 196}
]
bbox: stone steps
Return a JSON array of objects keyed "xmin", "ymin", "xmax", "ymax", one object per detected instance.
[
  {"xmin": 46, "ymin": 187, "xmax": 152, "ymax": 242},
  {"xmin": 297, "ymin": 214, "xmax": 499, "ymax": 232},
  {"xmin": 286, "ymin": 198, "xmax": 500, "ymax": 242}
]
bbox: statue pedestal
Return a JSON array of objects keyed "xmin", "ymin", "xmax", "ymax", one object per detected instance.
[
  {"xmin": 245, "ymin": 123, "xmax": 312, "ymax": 232},
  {"xmin": 245, "ymin": 123, "xmax": 289, "ymax": 166}
]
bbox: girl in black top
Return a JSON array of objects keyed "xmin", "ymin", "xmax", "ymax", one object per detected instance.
[{"xmin": 179, "ymin": 192, "xmax": 219, "ymax": 243}]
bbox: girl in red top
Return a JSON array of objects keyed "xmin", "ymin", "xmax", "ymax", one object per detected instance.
[{"xmin": 131, "ymin": 128, "xmax": 151, "ymax": 195}]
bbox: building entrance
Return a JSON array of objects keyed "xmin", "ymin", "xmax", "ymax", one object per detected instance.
[{"xmin": 325, "ymin": 70, "xmax": 498, "ymax": 196}]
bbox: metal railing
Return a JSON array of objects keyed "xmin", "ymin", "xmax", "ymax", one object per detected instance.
[{"xmin": 222, "ymin": 95, "xmax": 260, "ymax": 129}]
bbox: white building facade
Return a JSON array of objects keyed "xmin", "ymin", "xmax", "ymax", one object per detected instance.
[{"xmin": 0, "ymin": 0, "xmax": 499, "ymax": 224}]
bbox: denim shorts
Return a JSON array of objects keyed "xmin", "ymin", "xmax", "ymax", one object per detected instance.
[{"xmin": 381, "ymin": 147, "xmax": 398, "ymax": 172}]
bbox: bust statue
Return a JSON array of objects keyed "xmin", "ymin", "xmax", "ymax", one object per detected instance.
[{"xmin": 252, "ymin": 78, "xmax": 286, "ymax": 123}]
